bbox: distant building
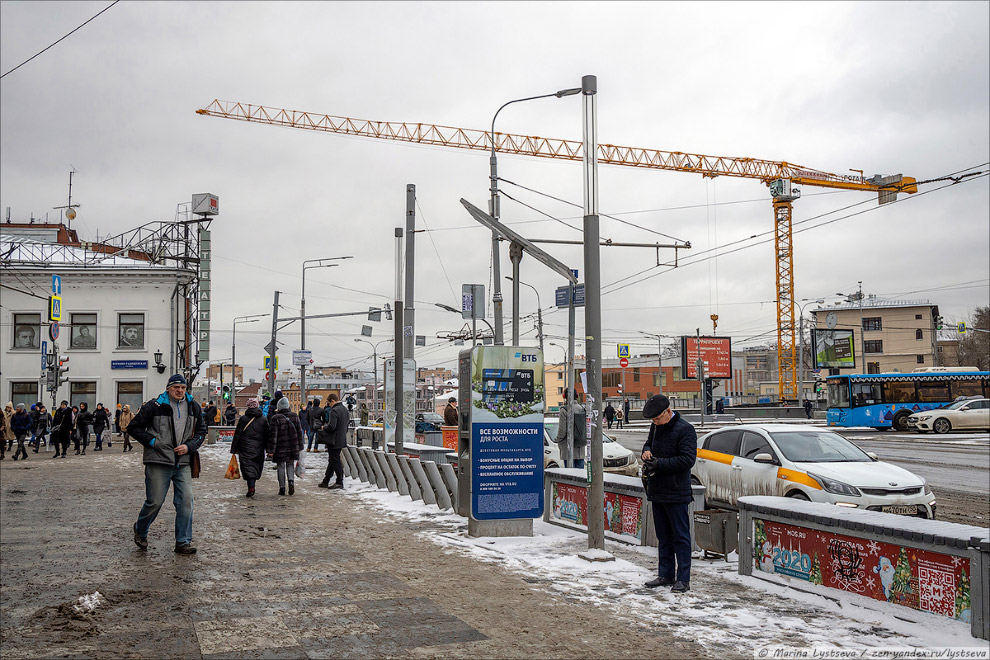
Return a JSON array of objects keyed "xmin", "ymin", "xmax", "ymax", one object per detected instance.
[{"xmin": 205, "ymin": 364, "xmax": 244, "ymax": 386}]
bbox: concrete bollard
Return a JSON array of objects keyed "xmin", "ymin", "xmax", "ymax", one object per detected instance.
[
  {"xmin": 423, "ymin": 461, "xmax": 452, "ymax": 510},
  {"xmin": 340, "ymin": 447, "xmax": 356, "ymax": 479},
  {"xmin": 397, "ymin": 455, "xmax": 422, "ymax": 502},
  {"xmin": 409, "ymin": 458, "xmax": 438, "ymax": 506},
  {"xmin": 374, "ymin": 451, "xmax": 397, "ymax": 492},
  {"xmin": 347, "ymin": 446, "xmax": 368, "ymax": 482},
  {"xmin": 360, "ymin": 447, "xmax": 383, "ymax": 487},
  {"xmin": 438, "ymin": 462, "xmax": 459, "ymax": 512},
  {"xmin": 386, "ymin": 453, "xmax": 410, "ymax": 496}
]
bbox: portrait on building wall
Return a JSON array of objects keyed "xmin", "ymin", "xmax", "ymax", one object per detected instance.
[
  {"xmin": 70, "ymin": 314, "xmax": 98, "ymax": 349},
  {"xmin": 12, "ymin": 313, "xmax": 40, "ymax": 349},
  {"xmin": 118, "ymin": 313, "xmax": 145, "ymax": 348}
]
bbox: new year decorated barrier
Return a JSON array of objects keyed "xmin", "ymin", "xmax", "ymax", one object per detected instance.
[{"xmin": 737, "ymin": 496, "xmax": 989, "ymax": 640}]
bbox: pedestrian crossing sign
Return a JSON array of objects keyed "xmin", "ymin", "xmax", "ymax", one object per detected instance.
[
  {"xmin": 617, "ymin": 343, "xmax": 630, "ymax": 358},
  {"xmin": 263, "ymin": 356, "xmax": 278, "ymax": 370},
  {"xmin": 49, "ymin": 295, "xmax": 62, "ymax": 322}
]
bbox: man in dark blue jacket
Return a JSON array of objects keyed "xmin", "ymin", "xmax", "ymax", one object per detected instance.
[
  {"xmin": 317, "ymin": 393, "xmax": 349, "ymax": 490},
  {"xmin": 640, "ymin": 394, "xmax": 697, "ymax": 593},
  {"xmin": 127, "ymin": 374, "xmax": 206, "ymax": 554}
]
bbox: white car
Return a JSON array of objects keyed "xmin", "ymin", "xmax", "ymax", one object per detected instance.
[
  {"xmin": 907, "ymin": 398, "xmax": 990, "ymax": 434},
  {"xmin": 543, "ymin": 419, "xmax": 639, "ymax": 476},
  {"xmin": 692, "ymin": 424, "xmax": 936, "ymax": 519}
]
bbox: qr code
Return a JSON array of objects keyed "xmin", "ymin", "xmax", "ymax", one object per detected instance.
[{"xmin": 918, "ymin": 566, "xmax": 955, "ymax": 616}]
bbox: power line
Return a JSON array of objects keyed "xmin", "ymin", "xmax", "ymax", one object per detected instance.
[{"xmin": 1, "ymin": 1, "xmax": 120, "ymax": 79}]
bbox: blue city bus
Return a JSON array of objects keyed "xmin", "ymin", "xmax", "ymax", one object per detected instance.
[{"xmin": 826, "ymin": 369, "xmax": 990, "ymax": 430}]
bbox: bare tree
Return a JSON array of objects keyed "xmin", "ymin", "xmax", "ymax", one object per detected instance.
[{"xmin": 957, "ymin": 306, "xmax": 990, "ymax": 370}]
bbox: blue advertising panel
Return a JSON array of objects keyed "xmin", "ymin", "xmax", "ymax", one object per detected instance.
[
  {"xmin": 111, "ymin": 360, "xmax": 149, "ymax": 370},
  {"xmin": 469, "ymin": 346, "xmax": 545, "ymax": 520}
]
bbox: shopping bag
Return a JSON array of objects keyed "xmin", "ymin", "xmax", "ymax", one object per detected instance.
[
  {"xmin": 294, "ymin": 459, "xmax": 305, "ymax": 478},
  {"xmin": 224, "ymin": 455, "xmax": 241, "ymax": 480},
  {"xmin": 103, "ymin": 429, "xmax": 112, "ymax": 447}
]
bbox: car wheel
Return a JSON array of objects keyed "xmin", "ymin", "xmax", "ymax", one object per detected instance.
[
  {"xmin": 932, "ymin": 418, "xmax": 952, "ymax": 434},
  {"xmin": 892, "ymin": 412, "xmax": 912, "ymax": 432},
  {"xmin": 786, "ymin": 491, "xmax": 810, "ymax": 501}
]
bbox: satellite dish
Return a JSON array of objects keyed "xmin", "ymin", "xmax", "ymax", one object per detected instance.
[{"xmin": 65, "ymin": 208, "xmax": 76, "ymax": 220}]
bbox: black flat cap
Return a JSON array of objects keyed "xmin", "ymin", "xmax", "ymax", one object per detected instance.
[{"xmin": 642, "ymin": 394, "xmax": 670, "ymax": 419}]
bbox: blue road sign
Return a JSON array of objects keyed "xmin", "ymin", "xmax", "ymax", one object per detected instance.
[
  {"xmin": 555, "ymin": 284, "xmax": 585, "ymax": 308},
  {"xmin": 52, "ymin": 275, "xmax": 61, "ymax": 295}
]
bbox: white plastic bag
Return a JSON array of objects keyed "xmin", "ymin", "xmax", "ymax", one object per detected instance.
[{"xmin": 294, "ymin": 459, "xmax": 305, "ymax": 478}]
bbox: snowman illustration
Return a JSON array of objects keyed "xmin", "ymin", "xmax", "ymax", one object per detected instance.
[{"xmin": 760, "ymin": 542, "xmax": 776, "ymax": 574}]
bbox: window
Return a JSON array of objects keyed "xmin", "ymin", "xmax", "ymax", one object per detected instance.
[
  {"xmin": 633, "ymin": 367, "xmax": 640, "ymax": 382},
  {"xmin": 916, "ymin": 355, "xmax": 925, "ymax": 365},
  {"xmin": 11, "ymin": 313, "xmax": 41, "ymax": 349},
  {"xmin": 915, "ymin": 314, "xmax": 923, "ymax": 320},
  {"xmin": 951, "ymin": 381, "xmax": 984, "ymax": 398},
  {"xmin": 864, "ymin": 340, "xmax": 883, "ymax": 354},
  {"xmin": 916, "ymin": 382, "xmax": 950, "ymax": 402},
  {"xmin": 852, "ymin": 383, "xmax": 882, "ymax": 407},
  {"xmin": 862, "ymin": 317, "xmax": 882, "ymax": 331},
  {"xmin": 70, "ymin": 381, "xmax": 97, "ymax": 410},
  {"xmin": 603, "ymin": 372, "xmax": 621, "ymax": 388},
  {"xmin": 116, "ymin": 382, "xmax": 144, "ymax": 411},
  {"xmin": 557, "ymin": 372, "xmax": 563, "ymax": 380},
  {"xmin": 10, "ymin": 382, "xmax": 39, "ymax": 407},
  {"xmin": 867, "ymin": 362, "xmax": 881, "ymax": 374},
  {"xmin": 705, "ymin": 430, "xmax": 740, "ymax": 455},
  {"xmin": 916, "ymin": 329, "xmax": 924, "ymax": 341},
  {"xmin": 117, "ymin": 313, "xmax": 145, "ymax": 348},
  {"xmin": 883, "ymin": 381, "xmax": 915, "ymax": 403},
  {"xmin": 70, "ymin": 313, "xmax": 98, "ymax": 349},
  {"xmin": 740, "ymin": 431, "xmax": 775, "ymax": 461}
]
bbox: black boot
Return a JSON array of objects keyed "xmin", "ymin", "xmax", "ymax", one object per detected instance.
[{"xmin": 278, "ymin": 488, "xmax": 286, "ymax": 496}]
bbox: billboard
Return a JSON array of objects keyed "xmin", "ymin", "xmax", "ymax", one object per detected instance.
[
  {"xmin": 812, "ymin": 329, "xmax": 856, "ymax": 369},
  {"xmin": 680, "ymin": 336, "xmax": 732, "ymax": 379}
]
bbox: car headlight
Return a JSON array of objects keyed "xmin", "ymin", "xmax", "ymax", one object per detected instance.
[
  {"xmin": 915, "ymin": 415, "xmax": 931, "ymax": 421},
  {"xmin": 808, "ymin": 472, "xmax": 861, "ymax": 497}
]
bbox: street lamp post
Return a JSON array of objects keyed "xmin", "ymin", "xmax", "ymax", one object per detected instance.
[
  {"xmin": 301, "ymin": 258, "xmax": 351, "ymax": 408},
  {"xmin": 489, "ymin": 85, "xmax": 582, "ymax": 346},
  {"xmin": 797, "ymin": 298, "xmax": 825, "ymax": 407},
  {"xmin": 836, "ymin": 283, "xmax": 867, "ymax": 374},
  {"xmin": 354, "ymin": 338, "xmax": 392, "ymax": 417},
  {"xmin": 505, "ymin": 276, "xmax": 543, "ymax": 354},
  {"xmin": 232, "ymin": 314, "xmax": 267, "ymax": 393}
]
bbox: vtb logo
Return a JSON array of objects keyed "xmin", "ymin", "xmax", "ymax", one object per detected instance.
[{"xmin": 514, "ymin": 352, "xmax": 538, "ymax": 362}]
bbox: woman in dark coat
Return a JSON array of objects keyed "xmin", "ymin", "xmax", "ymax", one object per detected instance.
[
  {"xmin": 51, "ymin": 401, "xmax": 72, "ymax": 458},
  {"xmin": 268, "ymin": 398, "xmax": 305, "ymax": 496},
  {"xmin": 230, "ymin": 398, "xmax": 270, "ymax": 498},
  {"xmin": 92, "ymin": 403, "xmax": 110, "ymax": 451},
  {"xmin": 75, "ymin": 403, "xmax": 93, "ymax": 455}
]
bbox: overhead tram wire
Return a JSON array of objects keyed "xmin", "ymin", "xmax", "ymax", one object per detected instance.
[{"xmin": 601, "ymin": 171, "xmax": 990, "ymax": 295}]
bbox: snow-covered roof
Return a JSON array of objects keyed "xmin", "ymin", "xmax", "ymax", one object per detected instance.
[{"xmin": 0, "ymin": 236, "xmax": 183, "ymax": 269}]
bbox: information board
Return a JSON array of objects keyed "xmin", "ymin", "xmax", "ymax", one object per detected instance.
[{"xmin": 680, "ymin": 336, "xmax": 732, "ymax": 379}]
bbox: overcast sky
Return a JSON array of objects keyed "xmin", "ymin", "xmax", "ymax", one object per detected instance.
[{"xmin": 2, "ymin": 1, "xmax": 988, "ymax": 381}]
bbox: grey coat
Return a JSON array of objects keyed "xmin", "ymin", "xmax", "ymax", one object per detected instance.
[
  {"xmin": 319, "ymin": 402, "xmax": 349, "ymax": 449},
  {"xmin": 127, "ymin": 392, "xmax": 207, "ymax": 467}
]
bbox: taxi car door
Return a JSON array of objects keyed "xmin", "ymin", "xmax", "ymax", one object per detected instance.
[
  {"xmin": 735, "ymin": 430, "xmax": 782, "ymax": 501},
  {"xmin": 697, "ymin": 430, "xmax": 740, "ymax": 507}
]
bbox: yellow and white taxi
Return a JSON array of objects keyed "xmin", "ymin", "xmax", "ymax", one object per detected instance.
[{"xmin": 692, "ymin": 424, "xmax": 936, "ymax": 519}]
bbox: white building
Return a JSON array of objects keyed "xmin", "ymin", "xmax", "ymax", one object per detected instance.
[{"xmin": 2, "ymin": 226, "xmax": 198, "ymax": 411}]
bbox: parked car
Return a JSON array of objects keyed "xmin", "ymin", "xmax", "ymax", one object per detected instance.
[
  {"xmin": 542, "ymin": 419, "xmax": 639, "ymax": 476},
  {"xmin": 692, "ymin": 424, "xmax": 936, "ymax": 518},
  {"xmin": 907, "ymin": 398, "xmax": 990, "ymax": 434},
  {"xmin": 414, "ymin": 412, "xmax": 445, "ymax": 434}
]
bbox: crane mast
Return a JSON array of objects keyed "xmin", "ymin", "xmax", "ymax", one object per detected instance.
[{"xmin": 197, "ymin": 99, "xmax": 918, "ymax": 401}]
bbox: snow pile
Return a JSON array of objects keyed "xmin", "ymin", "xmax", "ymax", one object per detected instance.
[{"xmin": 72, "ymin": 592, "xmax": 105, "ymax": 614}]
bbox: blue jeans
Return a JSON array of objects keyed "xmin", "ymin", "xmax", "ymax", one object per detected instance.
[
  {"xmin": 651, "ymin": 501, "xmax": 692, "ymax": 584},
  {"xmin": 135, "ymin": 463, "xmax": 194, "ymax": 545},
  {"xmin": 306, "ymin": 428, "xmax": 317, "ymax": 451}
]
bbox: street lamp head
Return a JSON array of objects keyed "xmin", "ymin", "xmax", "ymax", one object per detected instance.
[
  {"xmin": 435, "ymin": 303, "xmax": 459, "ymax": 314},
  {"xmin": 555, "ymin": 87, "xmax": 582, "ymax": 98}
]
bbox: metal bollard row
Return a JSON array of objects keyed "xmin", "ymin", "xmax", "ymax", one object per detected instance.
[{"xmin": 347, "ymin": 445, "xmax": 457, "ymax": 511}]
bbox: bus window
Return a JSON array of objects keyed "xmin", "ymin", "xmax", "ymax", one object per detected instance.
[
  {"xmin": 852, "ymin": 383, "xmax": 882, "ymax": 407},
  {"xmin": 883, "ymin": 381, "xmax": 914, "ymax": 403},
  {"xmin": 828, "ymin": 379, "xmax": 849, "ymax": 408},
  {"xmin": 917, "ymin": 382, "xmax": 951, "ymax": 402},
  {"xmin": 951, "ymin": 380, "xmax": 984, "ymax": 398}
]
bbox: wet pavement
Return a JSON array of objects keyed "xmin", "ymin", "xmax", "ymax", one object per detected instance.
[{"xmin": 0, "ymin": 443, "xmax": 702, "ymax": 659}]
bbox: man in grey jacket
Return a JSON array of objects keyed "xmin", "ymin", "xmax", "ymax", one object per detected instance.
[
  {"xmin": 317, "ymin": 393, "xmax": 349, "ymax": 490},
  {"xmin": 555, "ymin": 390, "xmax": 587, "ymax": 468},
  {"xmin": 127, "ymin": 374, "xmax": 206, "ymax": 554}
]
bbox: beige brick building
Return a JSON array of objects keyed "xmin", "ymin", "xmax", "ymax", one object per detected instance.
[{"xmin": 812, "ymin": 298, "xmax": 939, "ymax": 374}]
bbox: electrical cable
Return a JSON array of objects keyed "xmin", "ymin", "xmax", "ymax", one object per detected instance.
[{"xmin": 416, "ymin": 201, "xmax": 459, "ymax": 303}]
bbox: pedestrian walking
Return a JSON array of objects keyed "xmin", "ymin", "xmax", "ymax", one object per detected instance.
[
  {"xmin": 298, "ymin": 401, "xmax": 310, "ymax": 444},
  {"xmin": 75, "ymin": 402, "xmax": 93, "ymax": 455},
  {"xmin": 306, "ymin": 397, "xmax": 323, "ymax": 452},
  {"xmin": 268, "ymin": 398, "xmax": 304, "ymax": 496},
  {"xmin": 443, "ymin": 397, "xmax": 458, "ymax": 426},
  {"xmin": 119, "ymin": 405, "xmax": 135, "ymax": 452},
  {"xmin": 615, "ymin": 407, "xmax": 624, "ymax": 429},
  {"xmin": 715, "ymin": 398, "xmax": 725, "ymax": 415},
  {"xmin": 623, "ymin": 399, "xmax": 630, "ymax": 426},
  {"xmin": 317, "ymin": 393, "xmax": 349, "ymax": 490},
  {"xmin": 230, "ymin": 398, "xmax": 270, "ymax": 498},
  {"xmin": 127, "ymin": 373, "xmax": 206, "ymax": 554},
  {"xmin": 360, "ymin": 402, "xmax": 370, "ymax": 427},
  {"xmin": 803, "ymin": 399, "xmax": 813, "ymax": 419},
  {"xmin": 51, "ymin": 401, "xmax": 72, "ymax": 458},
  {"xmin": 604, "ymin": 402, "xmax": 615, "ymax": 429},
  {"xmin": 10, "ymin": 403, "xmax": 33, "ymax": 460},
  {"xmin": 223, "ymin": 402, "xmax": 237, "ymax": 426},
  {"xmin": 29, "ymin": 403, "xmax": 39, "ymax": 447},
  {"xmin": 33, "ymin": 404, "xmax": 51, "ymax": 452},
  {"xmin": 93, "ymin": 403, "xmax": 111, "ymax": 451},
  {"xmin": 555, "ymin": 391, "xmax": 588, "ymax": 468},
  {"xmin": 265, "ymin": 391, "xmax": 283, "ymax": 420},
  {"xmin": 640, "ymin": 394, "xmax": 697, "ymax": 594},
  {"xmin": 114, "ymin": 403, "xmax": 123, "ymax": 436},
  {"xmin": 3, "ymin": 402, "xmax": 15, "ymax": 452},
  {"xmin": 204, "ymin": 401, "xmax": 218, "ymax": 429},
  {"xmin": 0, "ymin": 409, "xmax": 5, "ymax": 460}
]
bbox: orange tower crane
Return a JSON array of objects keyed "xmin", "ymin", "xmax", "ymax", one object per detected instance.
[{"xmin": 196, "ymin": 100, "xmax": 917, "ymax": 400}]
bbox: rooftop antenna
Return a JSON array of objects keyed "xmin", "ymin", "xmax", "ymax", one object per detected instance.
[{"xmin": 53, "ymin": 166, "xmax": 80, "ymax": 227}]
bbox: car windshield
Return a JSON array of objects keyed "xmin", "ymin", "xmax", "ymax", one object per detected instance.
[
  {"xmin": 944, "ymin": 400, "xmax": 972, "ymax": 410},
  {"xmin": 769, "ymin": 431, "xmax": 871, "ymax": 463}
]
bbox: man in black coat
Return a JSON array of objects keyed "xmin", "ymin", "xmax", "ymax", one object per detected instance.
[
  {"xmin": 317, "ymin": 393, "xmax": 349, "ymax": 490},
  {"xmin": 640, "ymin": 394, "xmax": 697, "ymax": 593}
]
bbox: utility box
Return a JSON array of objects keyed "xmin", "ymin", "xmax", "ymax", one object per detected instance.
[{"xmin": 693, "ymin": 509, "xmax": 738, "ymax": 560}]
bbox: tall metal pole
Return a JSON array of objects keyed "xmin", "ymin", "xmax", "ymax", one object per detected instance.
[
  {"xmin": 858, "ymin": 281, "xmax": 866, "ymax": 374},
  {"xmin": 696, "ymin": 328, "xmax": 706, "ymax": 424},
  {"xmin": 566, "ymin": 287, "xmax": 576, "ymax": 467},
  {"xmin": 798, "ymin": 312, "xmax": 805, "ymax": 406},
  {"xmin": 509, "ymin": 242, "xmax": 523, "ymax": 345},
  {"xmin": 394, "ymin": 228, "xmax": 405, "ymax": 455},
  {"xmin": 404, "ymin": 184, "xmax": 416, "ymax": 360},
  {"xmin": 301, "ymin": 268, "xmax": 307, "ymax": 407},
  {"xmin": 580, "ymin": 74, "xmax": 604, "ymax": 550},
  {"xmin": 268, "ymin": 292, "xmax": 280, "ymax": 398},
  {"xmin": 489, "ymin": 135, "xmax": 505, "ymax": 346}
]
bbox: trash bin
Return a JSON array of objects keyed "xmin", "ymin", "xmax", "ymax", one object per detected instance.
[
  {"xmin": 693, "ymin": 509, "xmax": 738, "ymax": 561},
  {"xmin": 422, "ymin": 430, "xmax": 443, "ymax": 447}
]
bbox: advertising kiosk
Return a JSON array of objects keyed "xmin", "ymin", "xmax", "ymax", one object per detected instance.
[{"xmin": 457, "ymin": 345, "xmax": 545, "ymax": 537}]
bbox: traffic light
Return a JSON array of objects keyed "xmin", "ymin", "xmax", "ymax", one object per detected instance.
[
  {"xmin": 935, "ymin": 315, "xmax": 944, "ymax": 330},
  {"xmin": 815, "ymin": 379, "xmax": 825, "ymax": 393},
  {"xmin": 384, "ymin": 303, "xmax": 392, "ymax": 321},
  {"xmin": 57, "ymin": 357, "xmax": 70, "ymax": 388},
  {"xmin": 222, "ymin": 385, "xmax": 231, "ymax": 401}
]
